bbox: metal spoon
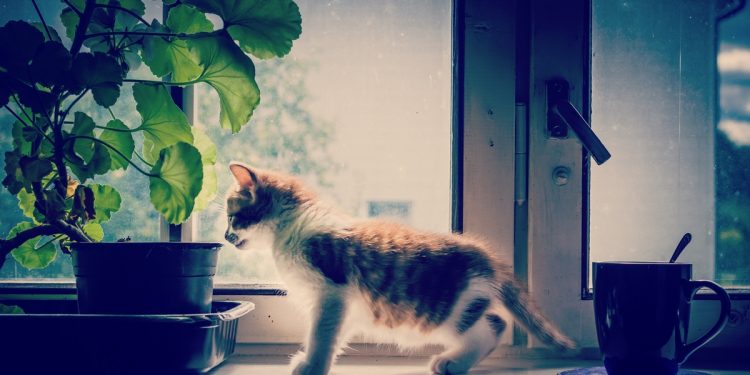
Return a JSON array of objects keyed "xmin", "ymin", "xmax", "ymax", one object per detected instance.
[{"xmin": 669, "ymin": 233, "xmax": 692, "ymax": 263}]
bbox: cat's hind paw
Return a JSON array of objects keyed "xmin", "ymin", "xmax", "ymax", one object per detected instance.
[
  {"xmin": 429, "ymin": 355, "xmax": 469, "ymax": 375},
  {"xmin": 290, "ymin": 351, "xmax": 310, "ymax": 375}
]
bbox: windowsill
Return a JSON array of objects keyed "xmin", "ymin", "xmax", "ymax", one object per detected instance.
[
  {"xmin": 208, "ymin": 354, "xmax": 749, "ymax": 375},
  {"xmin": 3, "ymin": 282, "xmax": 749, "ymax": 299}
]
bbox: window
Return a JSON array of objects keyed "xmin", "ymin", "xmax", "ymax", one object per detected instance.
[
  {"xmin": 3, "ymin": 0, "xmax": 747, "ymax": 356},
  {"xmin": 0, "ymin": 1, "xmax": 452, "ymax": 285},
  {"xmin": 715, "ymin": 2, "xmax": 750, "ymax": 286},
  {"xmin": 589, "ymin": 0, "xmax": 750, "ymax": 287},
  {"xmin": 191, "ymin": 0, "xmax": 452, "ymax": 284}
]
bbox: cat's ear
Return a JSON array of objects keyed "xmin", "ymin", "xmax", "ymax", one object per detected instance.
[{"xmin": 229, "ymin": 162, "xmax": 258, "ymax": 189}]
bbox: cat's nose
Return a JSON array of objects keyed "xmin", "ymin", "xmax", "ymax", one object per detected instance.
[{"xmin": 225, "ymin": 231, "xmax": 238, "ymax": 243}]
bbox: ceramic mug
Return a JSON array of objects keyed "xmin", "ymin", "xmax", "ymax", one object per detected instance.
[{"xmin": 593, "ymin": 262, "xmax": 731, "ymax": 375}]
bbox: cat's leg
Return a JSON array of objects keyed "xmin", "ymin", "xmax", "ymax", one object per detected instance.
[
  {"xmin": 291, "ymin": 292, "xmax": 347, "ymax": 375},
  {"xmin": 430, "ymin": 312, "xmax": 507, "ymax": 375}
]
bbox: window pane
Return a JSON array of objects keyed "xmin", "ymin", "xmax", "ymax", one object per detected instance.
[
  {"xmin": 716, "ymin": 4, "xmax": 750, "ymax": 286},
  {"xmin": 0, "ymin": 3, "xmax": 162, "ymax": 280},
  {"xmin": 193, "ymin": 0, "xmax": 452, "ymax": 283},
  {"xmin": 589, "ymin": 1, "xmax": 722, "ymax": 284}
]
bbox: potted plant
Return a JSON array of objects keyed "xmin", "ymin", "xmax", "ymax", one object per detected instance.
[{"xmin": 0, "ymin": 0, "xmax": 301, "ymax": 313}]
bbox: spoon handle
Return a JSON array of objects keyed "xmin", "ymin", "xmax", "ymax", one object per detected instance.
[{"xmin": 669, "ymin": 233, "xmax": 692, "ymax": 263}]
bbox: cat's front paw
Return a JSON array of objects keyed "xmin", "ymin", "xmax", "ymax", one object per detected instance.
[{"xmin": 290, "ymin": 351, "xmax": 326, "ymax": 375}]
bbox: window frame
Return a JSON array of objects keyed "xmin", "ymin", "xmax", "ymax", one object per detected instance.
[{"xmin": 525, "ymin": 0, "xmax": 750, "ymax": 355}]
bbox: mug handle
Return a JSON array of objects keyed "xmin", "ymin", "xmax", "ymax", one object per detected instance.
[{"xmin": 677, "ymin": 280, "xmax": 732, "ymax": 363}]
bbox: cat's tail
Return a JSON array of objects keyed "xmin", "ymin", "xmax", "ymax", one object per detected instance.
[{"xmin": 492, "ymin": 279, "xmax": 577, "ymax": 350}]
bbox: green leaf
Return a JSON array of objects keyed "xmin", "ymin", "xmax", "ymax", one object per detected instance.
[
  {"xmin": 71, "ymin": 184, "xmax": 95, "ymax": 221},
  {"xmin": 70, "ymin": 112, "xmax": 96, "ymax": 161},
  {"xmin": 99, "ymin": 119, "xmax": 134, "ymax": 170},
  {"xmin": 133, "ymin": 83, "xmax": 193, "ymax": 163},
  {"xmin": 144, "ymin": 27, "xmax": 259, "ymax": 132},
  {"xmin": 30, "ymin": 22, "xmax": 62, "ymax": 42},
  {"xmin": 15, "ymin": 82, "xmax": 56, "ymax": 114},
  {"xmin": 83, "ymin": 222, "xmax": 104, "ymax": 242},
  {"xmin": 114, "ymin": 0, "xmax": 146, "ymax": 29},
  {"xmin": 71, "ymin": 53, "xmax": 123, "ymax": 107},
  {"xmin": 60, "ymin": 7, "xmax": 79, "ymax": 40},
  {"xmin": 89, "ymin": 184, "xmax": 122, "ymax": 223},
  {"xmin": 0, "ymin": 304, "xmax": 24, "ymax": 314},
  {"xmin": 30, "ymin": 41, "xmax": 72, "ymax": 87},
  {"xmin": 69, "ymin": 142, "xmax": 111, "ymax": 182},
  {"xmin": 142, "ymin": 20, "xmax": 202, "ymax": 81},
  {"xmin": 194, "ymin": 164, "xmax": 216, "ymax": 212},
  {"xmin": 184, "ymin": 0, "xmax": 302, "ymax": 59},
  {"xmin": 149, "ymin": 142, "xmax": 203, "ymax": 224},
  {"xmin": 191, "ymin": 127, "xmax": 216, "ymax": 211},
  {"xmin": 3, "ymin": 150, "xmax": 27, "ymax": 195},
  {"xmin": 167, "ymin": 5, "xmax": 214, "ymax": 34},
  {"xmin": 118, "ymin": 0, "xmax": 146, "ymax": 16},
  {"xmin": 66, "ymin": 112, "xmax": 112, "ymax": 181},
  {"xmin": 8, "ymin": 222, "xmax": 57, "ymax": 270},
  {"xmin": 0, "ymin": 74, "xmax": 11, "ymax": 107},
  {"xmin": 12, "ymin": 121, "xmax": 37, "ymax": 156},
  {"xmin": 191, "ymin": 32, "xmax": 260, "ymax": 132},
  {"xmin": 19, "ymin": 157, "xmax": 53, "ymax": 183},
  {"xmin": 67, "ymin": 113, "xmax": 117, "ymax": 179},
  {"xmin": 17, "ymin": 189, "xmax": 38, "ymax": 222},
  {"xmin": 0, "ymin": 21, "xmax": 44, "ymax": 76},
  {"xmin": 42, "ymin": 189, "xmax": 67, "ymax": 221},
  {"xmin": 193, "ymin": 126, "xmax": 216, "ymax": 165}
]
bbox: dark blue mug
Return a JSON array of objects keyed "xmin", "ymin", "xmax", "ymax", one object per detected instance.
[{"xmin": 593, "ymin": 262, "xmax": 731, "ymax": 375}]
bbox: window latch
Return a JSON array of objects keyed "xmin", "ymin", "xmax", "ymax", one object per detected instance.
[{"xmin": 546, "ymin": 78, "xmax": 611, "ymax": 165}]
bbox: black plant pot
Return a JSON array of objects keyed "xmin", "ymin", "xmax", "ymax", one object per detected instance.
[{"xmin": 70, "ymin": 242, "xmax": 221, "ymax": 314}]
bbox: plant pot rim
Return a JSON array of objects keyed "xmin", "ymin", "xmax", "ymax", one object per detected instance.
[{"xmin": 69, "ymin": 242, "xmax": 223, "ymax": 249}]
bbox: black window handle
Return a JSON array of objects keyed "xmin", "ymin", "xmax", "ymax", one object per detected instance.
[{"xmin": 547, "ymin": 78, "xmax": 611, "ymax": 165}]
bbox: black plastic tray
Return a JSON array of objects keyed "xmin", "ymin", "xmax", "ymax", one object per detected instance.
[{"xmin": 0, "ymin": 300, "xmax": 254, "ymax": 374}]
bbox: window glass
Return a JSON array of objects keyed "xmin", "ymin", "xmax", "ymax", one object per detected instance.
[
  {"xmin": 0, "ymin": 2, "xmax": 162, "ymax": 280},
  {"xmin": 590, "ymin": 0, "xmax": 750, "ymax": 287},
  {"xmin": 715, "ymin": 3, "xmax": 750, "ymax": 286},
  {"xmin": 193, "ymin": 0, "xmax": 452, "ymax": 283}
]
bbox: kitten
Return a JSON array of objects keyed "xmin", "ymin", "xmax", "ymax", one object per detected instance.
[{"xmin": 225, "ymin": 163, "xmax": 575, "ymax": 375}]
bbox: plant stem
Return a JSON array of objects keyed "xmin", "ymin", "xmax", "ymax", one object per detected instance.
[
  {"xmin": 124, "ymin": 78, "xmax": 201, "ymax": 86},
  {"xmin": 119, "ymin": 37, "xmax": 144, "ymax": 51},
  {"xmin": 53, "ymin": 219, "xmax": 91, "ymax": 242},
  {"xmin": 3, "ymin": 105, "xmax": 32, "ymax": 128},
  {"xmin": 93, "ymin": 125, "xmax": 138, "ymax": 132},
  {"xmin": 84, "ymin": 31, "xmax": 185, "ymax": 40},
  {"xmin": 70, "ymin": 0, "xmax": 97, "ymax": 57},
  {"xmin": 3, "ymin": 104, "xmax": 55, "ymax": 144},
  {"xmin": 30, "ymin": 182, "xmax": 48, "ymax": 216},
  {"xmin": 62, "ymin": 89, "xmax": 89, "ymax": 119},
  {"xmin": 95, "ymin": 4, "xmax": 151, "ymax": 26},
  {"xmin": 31, "ymin": 0, "xmax": 53, "ymax": 41},
  {"xmin": 12, "ymin": 99, "xmax": 34, "ymax": 124}
]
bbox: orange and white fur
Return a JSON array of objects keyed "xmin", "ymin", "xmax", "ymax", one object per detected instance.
[{"xmin": 225, "ymin": 163, "xmax": 575, "ymax": 375}]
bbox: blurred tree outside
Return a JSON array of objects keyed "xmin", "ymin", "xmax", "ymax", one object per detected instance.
[
  {"xmin": 716, "ymin": 3, "xmax": 750, "ymax": 286},
  {"xmin": 195, "ymin": 57, "xmax": 338, "ymax": 282},
  {"xmin": 716, "ymin": 132, "xmax": 750, "ymax": 285}
]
